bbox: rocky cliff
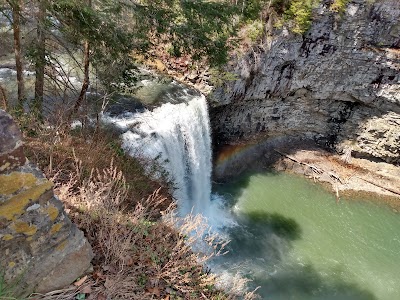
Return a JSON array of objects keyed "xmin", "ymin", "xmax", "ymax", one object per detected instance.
[
  {"xmin": 211, "ymin": 0, "xmax": 400, "ymax": 166},
  {"xmin": 0, "ymin": 110, "xmax": 93, "ymax": 295}
]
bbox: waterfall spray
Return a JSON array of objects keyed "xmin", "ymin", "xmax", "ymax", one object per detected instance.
[{"xmin": 103, "ymin": 92, "xmax": 212, "ymax": 216}]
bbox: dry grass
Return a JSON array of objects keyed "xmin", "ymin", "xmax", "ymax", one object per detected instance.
[
  {"xmin": 14, "ymin": 111, "xmax": 259, "ymax": 300},
  {"xmin": 20, "ymin": 111, "xmax": 171, "ymax": 212},
  {"xmin": 29, "ymin": 159, "xmax": 256, "ymax": 300}
]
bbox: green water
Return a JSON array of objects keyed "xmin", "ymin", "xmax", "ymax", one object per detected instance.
[{"xmin": 214, "ymin": 172, "xmax": 400, "ymax": 300}]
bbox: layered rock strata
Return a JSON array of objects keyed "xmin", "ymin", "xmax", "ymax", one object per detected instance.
[{"xmin": 212, "ymin": 0, "xmax": 400, "ymax": 170}]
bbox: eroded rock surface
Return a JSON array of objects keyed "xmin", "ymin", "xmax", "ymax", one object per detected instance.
[
  {"xmin": 0, "ymin": 109, "xmax": 93, "ymax": 295},
  {"xmin": 212, "ymin": 0, "xmax": 400, "ymax": 166}
]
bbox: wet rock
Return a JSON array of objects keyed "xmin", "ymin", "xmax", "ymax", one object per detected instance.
[{"xmin": 0, "ymin": 109, "xmax": 93, "ymax": 296}]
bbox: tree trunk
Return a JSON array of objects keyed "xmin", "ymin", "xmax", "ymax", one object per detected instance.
[
  {"xmin": 0, "ymin": 84, "xmax": 8, "ymax": 110},
  {"xmin": 34, "ymin": 0, "xmax": 46, "ymax": 115},
  {"xmin": 72, "ymin": 39, "xmax": 90, "ymax": 116},
  {"xmin": 11, "ymin": 0, "xmax": 25, "ymax": 105},
  {"xmin": 70, "ymin": 0, "xmax": 92, "ymax": 118}
]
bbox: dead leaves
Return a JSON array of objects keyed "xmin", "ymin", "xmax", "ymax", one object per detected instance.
[
  {"xmin": 74, "ymin": 276, "xmax": 88, "ymax": 287},
  {"xmin": 93, "ymin": 270, "xmax": 106, "ymax": 281},
  {"xmin": 86, "ymin": 292, "xmax": 106, "ymax": 300},
  {"xmin": 124, "ymin": 256, "xmax": 134, "ymax": 266},
  {"xmin": 81, "ymin": 286, "xmax": 92, "ymax": 294},
  {"xmin": 146, "ymin": 287, "xmax": 161, "ymax": 297},
  {"xmin": 103, "ymin": 278, "xmax": 113, "ymax": 290},
  {"xmin": 95, "ymin": 293, "xmax": 107, "ymax": 300}
]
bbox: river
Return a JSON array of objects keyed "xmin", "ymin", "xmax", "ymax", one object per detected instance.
[
  {"xmin": 2, "ymin": 38, "xmax": 399, "ymax": 299},
  {"xmin": 100, "ymin": 77, "xmax": 400, "ymax": 300},
  {"xmin": 213, "ymin": 172, "xmax": 400, "ymax": 300}
]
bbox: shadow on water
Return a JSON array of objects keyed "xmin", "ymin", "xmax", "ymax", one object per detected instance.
[
  {"xmin": 253, "ymin": 263, "xmax": 377, "ymax": 300},
  {"xmin": 214, "ymin": 171, "xmax": 301, "ymax": 265},
  {"xmin": 220, "ymin": 217, "xmax": 376, "ymax": 300},
  {"xmin": 213, "ymin": 172, "xmax": 377, "ymax": 300},
  {"xmin": 214, "ymin": 170, "xmax": 281, "ymax": 204},
  {"xmin": 220, "ymin": 211, "xmax": 377, "ymax": 300},
  {"xmin": 219, "ymin": 210, "xmax": 301, "ymax": 270},
  {"xmin": 246, "ymin": 211, "xmax": 301, "ymax": 240}
]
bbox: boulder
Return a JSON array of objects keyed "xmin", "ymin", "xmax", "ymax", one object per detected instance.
[{"xmin": 0, "ymin": 109, "xmax": 93, "ymax": 296}]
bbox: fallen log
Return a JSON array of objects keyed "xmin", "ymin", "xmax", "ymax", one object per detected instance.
[
  {"xmin": 274, "ymin": 149, "xmax": 343, "ymax": 184},
  {"xmin": 328, "ymin": 171, "xmax": 343, "ymax": 184},
  {"xmin": 273, "ymin": 149, "xmax": 323, "ymax": 174},
  {"xmin": 357, "ymin": 176, "xmax": 400, "ymax": 196}
]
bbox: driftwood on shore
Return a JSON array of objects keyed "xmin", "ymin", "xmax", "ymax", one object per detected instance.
[
  {"xmin": 274, "ymin": 149, "xmax": 322, "ymax": 172},
  {"xmin": 274, "ymin": 149, "xmax": 344, "ymax": 201},
  {"xmin": 274, "ymin": 149, "xmax": 400, "ymax": 199},
  {"xmin": 357, "ymin": 176, "xmax": 400, "ymax": 196},
  {"xmin": 274, "ymin": 149, "xmax": 343, "ymax": 183}
]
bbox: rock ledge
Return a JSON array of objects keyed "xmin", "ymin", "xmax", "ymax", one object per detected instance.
[{"xmin": 0, "ymin": 109, "xmax": 93, "ymax": 296}]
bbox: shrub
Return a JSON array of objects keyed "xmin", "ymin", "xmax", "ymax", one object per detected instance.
[
  {"xmin": 330, "ymin": 0, "xmax": 350, "ymax": 13},
  {"xmin": 285, "ymin": 0, "xmax": 320, "ymax": 34},
  {"xmin": 247, "ymin": 20, "xmax": 264, "ymax": 42}
]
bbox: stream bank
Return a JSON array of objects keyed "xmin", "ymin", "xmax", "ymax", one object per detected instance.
[
  {"xmin": 210, "ymin": 0, "xmax": 400, "ymax": 210},
  {"xmin": 213, "ymin": 138, "xmax": 400, "ymax": 210}
]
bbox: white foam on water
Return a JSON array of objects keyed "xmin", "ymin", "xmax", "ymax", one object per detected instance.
[
  {"xmin": 101, "ymin": 87, "xmax": 251, "ymax": 295},
  {"xmin": 102, "ymin": 93, "xmax": 215, "ymax": 217}
]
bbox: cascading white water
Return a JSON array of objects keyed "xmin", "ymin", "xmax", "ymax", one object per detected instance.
[
  {"xmin": 103, "ymin": 87, "xmax": 212, "ymax": 216},
  {"xmin": 102, "ymin": 80, "xmax": 400, "ymax": 300},
  {"xmin": 102, "ymin": 82, "xmax": 245, "ymax": 295}
]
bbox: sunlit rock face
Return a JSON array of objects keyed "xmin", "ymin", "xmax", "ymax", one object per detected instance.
[
  {"xmin": 0, "ymin": 109, "xmax": 93, "ymax": 296},
  {"xmin": 211, "ymin": 0, "xmax": 400, "ymax": 164}
]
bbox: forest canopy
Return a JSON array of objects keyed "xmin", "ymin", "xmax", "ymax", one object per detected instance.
[{"xmin": 0, "ymin": 0, "xmax": 348, "ymax": 115}]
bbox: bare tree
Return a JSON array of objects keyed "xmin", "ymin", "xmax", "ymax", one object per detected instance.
[
  {"xmin": 8, "ymin": 0, "xmax": 25, "ymax": 105},
  {"xmin": 72, "ymin": 39, "xmax": 90, "ymax": 116},
  {"xmin": 34, "ymin": 0, "xmax": 46, "ymax": 114},
  {"xmin": 71, "ymin": 0, "xmax": 91, "ymax": 117}
]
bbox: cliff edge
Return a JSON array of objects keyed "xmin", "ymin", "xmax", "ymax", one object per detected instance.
[{"xmin": 212, "ymin": 0, "xmax": 400, "ymax": 166}]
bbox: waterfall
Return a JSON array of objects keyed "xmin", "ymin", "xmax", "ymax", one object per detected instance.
[
  {"xmin": 103, "ymin": 90, "xmax": 212, "ymax": 216},
  {"xmin": 102, "ymin": 83, "xmax": 242, "ymax": 294}
]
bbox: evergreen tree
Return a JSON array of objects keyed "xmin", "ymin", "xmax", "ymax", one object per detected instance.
[{"xmin": 3, "ymin": 0, "xmax": 268, "ymax": 116}]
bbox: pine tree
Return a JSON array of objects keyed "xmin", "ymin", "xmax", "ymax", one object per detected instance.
[{"xmin": 3, "ymin": 0, "xmax": 266, "ymax": 116}]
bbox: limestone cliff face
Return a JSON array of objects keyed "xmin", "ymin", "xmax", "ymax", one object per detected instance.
[
  {"xmin": 211, "ymin": 0, "xmax": 400, "ymax": 164},
  {"xmin": 0, "ymin": 110, "xmax": 93, "ymax": 295}
]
